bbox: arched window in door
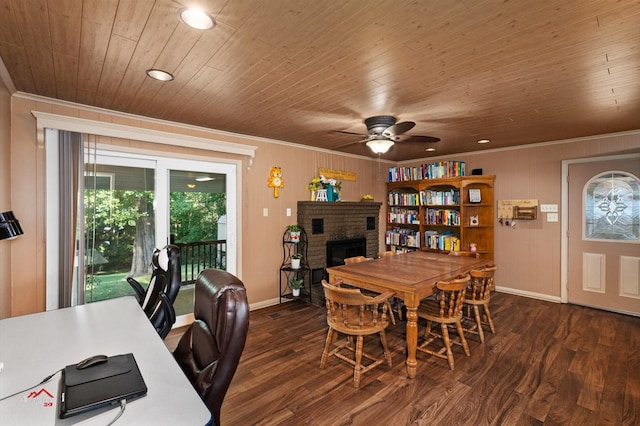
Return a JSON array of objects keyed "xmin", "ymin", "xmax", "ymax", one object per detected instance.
[{"xmin": 584, "ymin": 171, "xmax": 640, "ymax": 242}]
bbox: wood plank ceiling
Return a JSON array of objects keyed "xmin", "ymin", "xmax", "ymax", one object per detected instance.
[{"xmin": 0, "ymin": 0, "xmax": 638, "ymax": 161}]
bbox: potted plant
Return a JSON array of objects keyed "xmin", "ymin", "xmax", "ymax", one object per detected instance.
[
  {"xmin": 290, "ymin": 276, "xmax": 304, "ymax": 297},
  {"xmin": 291, "ymin": 253, "xmax": 303, "ymax": 269},
  {"xmin": 307, "ymin": 177, "xmax": 322, "ymax": 201},
  {"xmin": 287, "ymin": 224, "xmax": 301, "ymax": 243}
]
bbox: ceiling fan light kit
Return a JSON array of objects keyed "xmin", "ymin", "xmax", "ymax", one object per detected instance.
[
  {"xmin": 366, "ymin": 139, "xmax": 395, "ymax": 154},
  {"xmin": 335, "ymin": 115, "xmax": 440, "ymax": 155}
]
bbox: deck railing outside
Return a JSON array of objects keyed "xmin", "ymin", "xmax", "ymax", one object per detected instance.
[{"xmin": 174, "ymin": 240, "xmax": 227, "ymax": 284}]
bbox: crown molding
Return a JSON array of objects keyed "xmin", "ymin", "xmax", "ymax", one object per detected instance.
[
  {"xmin": 16, "ymin": 91, "xmax": 389, "ymax": 164},
  {"xmin": 398, "ymin": 129, "xmax": 640, "ymax": 165}
]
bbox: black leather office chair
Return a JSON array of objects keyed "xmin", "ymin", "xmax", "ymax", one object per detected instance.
[
  {"xmin": 127, "ymin": 244, "xmax": 181, "ymax": 339},
  {"xmin": 173, "ymin": 269, "xmax": 249, "ymax": 426}
]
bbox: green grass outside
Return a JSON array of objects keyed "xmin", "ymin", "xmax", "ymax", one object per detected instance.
[
  {"xmin": 85, "ymin": 272, "xmax": 150, "ymax": 303},
  {"xmin": 85, "ymin": 271, "xmax": 195, "ymax": 316}
]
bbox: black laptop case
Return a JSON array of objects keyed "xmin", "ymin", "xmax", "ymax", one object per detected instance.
[{"xmin": 59, "ymin": 353, "xmax": 147, "ymax": 419}]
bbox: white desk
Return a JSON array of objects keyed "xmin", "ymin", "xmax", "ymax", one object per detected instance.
[{"xmin": 0, "ymin": 297, "xmax": 211, "ymax": 425}]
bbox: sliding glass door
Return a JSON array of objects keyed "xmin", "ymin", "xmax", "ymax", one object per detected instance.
[
  {"xmin": 46, "ymin": 131, "xmax": 237, "ymax": 320},
  {"xmin": 84, "ymin": 160, "xmax": 156, "ymax": 304},
  {"xmin": 83, "ymin": 152, "xmax": 236, "ymax": 317},
  {"xmin": 168, "ymin": 169, "xmax": 229, "ymax": 316}
]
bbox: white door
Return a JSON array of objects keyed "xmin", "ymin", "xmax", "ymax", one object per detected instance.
[{"xmin": 567, "ymin": 156, "xmax": 640, "ymax": 315}]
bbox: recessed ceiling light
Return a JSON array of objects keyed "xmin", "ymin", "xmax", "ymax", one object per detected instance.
[
  {"xmin": 425, "ymin": 147, "xmax": 436, "ymax": 152},
  {"xmin": 477, "ymin": 139, "xmax": 491, "ymax": 144},
  {"xmin": 146, "ymin": 69, "xmax": 174, "ymax": 81},
  {"xmin": 180, "ymin": 8, "xmax": 216, "ymax": 30}
]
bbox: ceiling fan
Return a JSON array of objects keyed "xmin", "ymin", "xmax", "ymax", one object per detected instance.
[{"xmin": 334, "ymin": 115, "xmax": 440, "ymax": 154}]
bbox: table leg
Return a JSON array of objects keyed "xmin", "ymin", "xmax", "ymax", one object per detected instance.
[{"xmin": 405, "ymin": 305, "xmax": 418, "ymax": 378}]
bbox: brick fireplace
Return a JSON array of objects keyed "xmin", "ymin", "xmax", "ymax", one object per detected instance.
[{"xmin": 297, "ymin": 201, "xmax": 382, "ymax": 305}]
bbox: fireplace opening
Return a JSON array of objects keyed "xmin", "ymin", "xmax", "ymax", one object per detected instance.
[{"xmin": 326, "ymin": 238, "xmax": 367, "ymax": 267}]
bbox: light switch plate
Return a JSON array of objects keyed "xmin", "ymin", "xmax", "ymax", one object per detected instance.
[
  {"xmin": 263, "ymin": 208, "xmax": 268, "ymax": 217},
  {"xmin": 286, "ymin": 208, "xmax": 291, "ymax": 217},
  {"xmin": 540, "ymin": 204, "xmax": 558, "ymax": 213},
  {"xmin": 547, "ymin": 213, "xmax": 558, "ymax": 222}
]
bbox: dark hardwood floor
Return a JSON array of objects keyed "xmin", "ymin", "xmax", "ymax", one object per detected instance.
[{"xmin": 166, "ymin": 292, "xmax": 640, "ymax": 425}]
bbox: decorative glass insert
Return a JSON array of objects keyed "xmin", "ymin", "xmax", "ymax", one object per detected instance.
[{"xmin": 584, "ymin": 171, "xmax": 640, "ymax": 241}]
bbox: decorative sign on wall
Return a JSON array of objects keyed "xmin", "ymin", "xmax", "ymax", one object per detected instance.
[
  {"xmin": 318, "ymin": 168, "xmax": 356, "ymax": 182},
  {"xmin": 497, "ymin": 199, "xmax": 538, "ymax": 220}
]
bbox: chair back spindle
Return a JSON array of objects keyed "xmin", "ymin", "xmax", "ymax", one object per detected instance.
[{"xmin": 434, "ymin": 276, "xmax": 468, "ymax": 320}]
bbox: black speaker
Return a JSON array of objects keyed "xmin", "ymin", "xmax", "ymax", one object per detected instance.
[{"xmin": 472, "ymin": 168, "xmax": 483, "ymax": 175}]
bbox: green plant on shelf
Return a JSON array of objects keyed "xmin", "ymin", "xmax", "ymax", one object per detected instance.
[{"xmin": 290, "ymin": 276, "xmax": 304, "ymax": 290}]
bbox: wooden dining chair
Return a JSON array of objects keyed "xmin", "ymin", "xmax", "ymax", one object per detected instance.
[
  {"xmin": 320, "ymin": 280, "xmax": 395, "ymax": 387},
  {"xmin": 343, "ymin": 255, "xmax": 396, "ymax": 324},
  {"xmin": 417, "ymin": 275, "xmax": 471, "ymax": 370},
  {"xmin": 463, "ymin": 266, "xmax": 497, "ymax": 343},
  {"xmin": 377, "ymin": 251, "xmax": 396, "ymax": 258},
  {"xmin": 343, "ymin": 255, "xmax": 368, "ymax": 264}
]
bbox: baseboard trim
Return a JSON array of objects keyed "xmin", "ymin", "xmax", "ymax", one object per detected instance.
[
  {"xmin": 495, "ymin": 286, "xmax": 561, "ymax": 303},
  {"xmin": 249, "ymin": 297, "xmax": 282, "ymax": 311}
]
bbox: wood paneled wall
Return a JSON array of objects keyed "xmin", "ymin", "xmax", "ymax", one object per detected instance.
[
  {"xmin": 5, "ymin": 94, "xmax": 640, "ymax": 316},
  {"xmin": 403, "ymin": 133, "xmax": 640, "ymax": 299},
  {"xmin": 5, "ymin": 95, "xmax": 391, "ymax": 316}
]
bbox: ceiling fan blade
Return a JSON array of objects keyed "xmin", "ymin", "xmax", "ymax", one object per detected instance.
[
  {"xmin": 395, "ymin": 135, "xmax": 441, "ymax": 143},
  {"xmin": 383, "ymin": 121, "xmax": 415, "ymax": 137},
  {"xmin": 333, "ymin": 139, "xmax": 368, "ymax": 149},
  {"xmin": 331, "ymin": 130, "xmax": 367, "ymax": 137}
]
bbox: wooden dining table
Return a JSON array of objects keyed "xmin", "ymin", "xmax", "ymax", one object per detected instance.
[{"xmin": 326, "ymin": 250, "xmax": 492, "ymax": 378}]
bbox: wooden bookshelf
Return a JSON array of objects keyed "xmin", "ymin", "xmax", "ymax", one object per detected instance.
[{"xmin": 386, "ymin": 175, "xmax": 495, "ymax": 259}]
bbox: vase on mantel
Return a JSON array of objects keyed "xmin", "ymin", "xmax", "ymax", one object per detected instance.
[{"xmin": 327, "ymin": 185, "xmax": 334, "ymax": 202}]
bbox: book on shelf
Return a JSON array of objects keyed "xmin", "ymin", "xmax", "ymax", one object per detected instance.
[
  {"xmin": 424, "ymin": 208, "xmax": 460, "ymax": 226},
  {"xmin": 388, "ymin": 207, "xmax": 420, "ymax": 224},
  {"xmin": 424, "ymin": 230, "xmax": 460, "ymax": 251},
  {"xmin": 388, "ymin": 191, "xmax": 419, "ymax": 206},
  {"xmin": 388, "ymin": 161, "xmax": 466, "ymax": 182},
  {"xmin": 420, "ymin": 189, "xmax": 460, "ymax": 205},
  {"xmin": 386, "ymin": 228, "xmax": 420, "ymax": 248}
]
